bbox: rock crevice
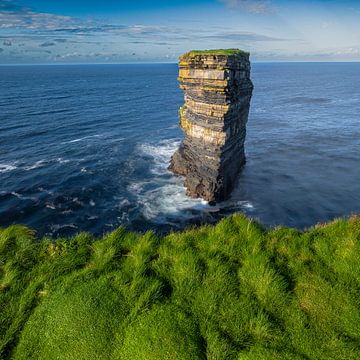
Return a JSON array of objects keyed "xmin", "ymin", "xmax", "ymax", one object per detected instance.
[{"xmin": 169, "ymin": 49, "xmax": 253, "ymax": 203}]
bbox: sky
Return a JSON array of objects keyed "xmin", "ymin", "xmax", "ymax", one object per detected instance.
[{"xmin": 0, "ymin": 0, "xmax": 360, "ymax": 63}]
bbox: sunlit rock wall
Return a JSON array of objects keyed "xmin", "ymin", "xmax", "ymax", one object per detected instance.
[{"xmin": 169, "ymin": 50, "xmax": 253, "ymax": 203}]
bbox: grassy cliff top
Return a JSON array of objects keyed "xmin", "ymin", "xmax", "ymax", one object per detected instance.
[
  {"xmin": 1, "ymin": 214, "xmax": 360, "ymax": 359},
  {"xmin": 180, "ymin": 48, "xmax": 249, "ymax": 58}
]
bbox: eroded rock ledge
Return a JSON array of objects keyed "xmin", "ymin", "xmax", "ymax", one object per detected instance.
[{"xmin": 169, "ymin": 49, "xmax": 254, "ymax": 203}]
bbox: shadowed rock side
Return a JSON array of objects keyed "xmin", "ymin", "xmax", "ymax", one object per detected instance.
[{"xmin": 169, "ymin": 49, "xmax": 253, "ymax": 203}]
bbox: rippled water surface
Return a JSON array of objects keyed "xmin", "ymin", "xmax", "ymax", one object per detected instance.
[{"xmin": 1, "ymin": 63, "xmax": 359, "ymax": 236}]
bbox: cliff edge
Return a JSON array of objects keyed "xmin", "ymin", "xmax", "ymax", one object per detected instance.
[{"xmin": 169, "ymin": 49, "xmax": 254, "ymax": 203}]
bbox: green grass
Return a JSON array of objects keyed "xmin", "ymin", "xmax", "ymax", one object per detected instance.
[
  {"xmin": 1, "ymin": 214, "xmax": 360, "ymax": 359},
  {"xmin": 180, "ymin": 49, "xmax": 249, "ymax": 58}
]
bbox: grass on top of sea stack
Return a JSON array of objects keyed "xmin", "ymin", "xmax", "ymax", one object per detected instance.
[
  {"xmin": 180, "ymin": 48, "xmax": 250, "ymax": 58},
  {"xmin": 1, "ymin": 214, "xmax": 360, "ymax": 359}
]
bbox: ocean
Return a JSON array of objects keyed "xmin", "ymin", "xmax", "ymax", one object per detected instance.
[{"xmin": 1, "ymin": 62, "xmax": 359, "ymax": 237}]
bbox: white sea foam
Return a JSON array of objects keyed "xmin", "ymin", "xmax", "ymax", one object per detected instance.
[
  {"xmin": 11, "ymin": 158, "xmax": 71, "ymax": 172},
  {"xmin": 38, "ymin": 187, "xmax": 54, "ymax": 195},
  {"xmin": 0, "ymin": 164, "xmax": 17, "ymax": 173},
  {"xmin": 88, "ymin": 216, "xmax": 99, "ymax": 220},
  {"xmin": 120, "ymin": 199, "xmax": 131, "ymax": 207},
  {"xmin": 131, "ymin": 139, "xmax": 208, "ymax": 221},
  {"xmin": 140, "ymin": 182, "xmax": 208, "ymax": 221},
  {"xmin": 61, "ymin": 209, "xmax": 73, "ymax": 215},
  {"xmin": 63, "ymin": 135, "xmax": 102, "ymax": 144},
  {"xmin": 10, "ymin": 192, "xmax": 37, "ymax": 201},
  {"xmin": 107, "ymin": 137, "xmax": 125, "ymax": 143},
  {"xmin": 50, "ymin": 224, "xmax": 78, "ymax": 232},
  {"xmin": 167, "ymin": 124, "xmax": 178, "ymax": 130},
  {"xmin": 331, "ymin": 96, "xmax": 359, "ymax": 105},
  {"xmin": 24, "ymin": 160, "xmax": 47, "ymax": 171},
  {"xmin": 56, "ymin": 157, "xmax": 70, "ymax": 164},
  {"xmin": 237, "ymin": 201, "xmax": 255, "ymax": 210},
  {"xmin": 254, "ymin": 108, "xmax": 266, "ymax": 114},
  {"xmin": 133, "ymin": 139, "xmax": 253, "ymax": 222},
  {"xmin": 72, "ymin": 197, "xmax": 84, "ymax": 206},
  {"xmin": 127, "ymin": 181, "xmax": 146, "ymax": 195},
  {"xmin": 118, "ymin": 212, "xmax": 130, "ymax": 223},
  {"xmin": 139, "ymin": 139, "xmax": 180, "ymax": 175}
]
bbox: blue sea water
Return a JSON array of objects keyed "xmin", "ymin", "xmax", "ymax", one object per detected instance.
[{"xmin": 0, "ymin": 63, "xmax": 359, "ymax": 237}]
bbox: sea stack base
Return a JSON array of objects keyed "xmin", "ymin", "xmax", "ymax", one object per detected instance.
[{"xmin": 169, "ymin": 49, "xmax": 253, "ymax": 203}]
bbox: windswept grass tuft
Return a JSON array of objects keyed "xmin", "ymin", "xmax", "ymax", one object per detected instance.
[
  {"xmin": 1, "ymin": 214, "xmax": 360, "ymax": 359},
  {"xmin": 114, "ymin": 304, "xmax": 204, "ymax": 360}
]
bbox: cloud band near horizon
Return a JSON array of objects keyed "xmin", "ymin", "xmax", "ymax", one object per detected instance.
[{"xmin": 0, "ymin": 0, "xmax": 359, "ymax": 63}]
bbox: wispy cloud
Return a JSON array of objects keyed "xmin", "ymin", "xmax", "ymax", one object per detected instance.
[
  {"xmin": 202, "ymin": 31, "xmax": 285, "ymax": 42},
  {"xmin": 218, "ymin": 0, "xmax": 274, "ymax": 14},
  {"xmin": 0, "ymin": 0, "xmax": 76, "ymax": 29},
  {"xmin": 0, "ymin": 0, "xmax": 28, "ymax": 12},
  {"xmin": 39, "ymin": 41, "xmax": 56, "ymax": 47},
  {"xmin": 0, "ymin": 2, "xmax": 281, "ymax": 43},
  {"xmin": 2, "ymin": 0, "xmax": 356, "ymax": 63}
]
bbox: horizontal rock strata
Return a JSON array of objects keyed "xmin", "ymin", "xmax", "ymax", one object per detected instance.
[{"xmin": 169, "ymin": 50, "xmax": 253, "ymax": 203}]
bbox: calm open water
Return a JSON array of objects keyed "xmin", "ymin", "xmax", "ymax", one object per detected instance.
[{"xmin": 1, "ymin": 63, "xmax": 359, "ymax": 237}]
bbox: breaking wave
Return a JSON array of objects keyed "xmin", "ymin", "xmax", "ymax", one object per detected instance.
[
  {"xmin": 0, "ymin": 164, "xmax": 17, "ymax": 173},
  {"xmin": 132, "ymin": 139, "xmax": 208, "ymax": 221},
  {"xmin": 138, "ymin": 139, "xmax": 180, "ymax": 175}
]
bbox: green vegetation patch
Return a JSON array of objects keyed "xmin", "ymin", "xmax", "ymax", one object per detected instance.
[
  {"xmin": 181, "ymin": 48, "xmax": 249, "ymax": 58},
  {"xmin": 1, "ymin": 215, "xmax": 360, "ymax": 359}
]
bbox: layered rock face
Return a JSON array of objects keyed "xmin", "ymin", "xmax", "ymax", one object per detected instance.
[{"xmin": 169, "ymin": 50, "xmax": 253, "ymax": 203}]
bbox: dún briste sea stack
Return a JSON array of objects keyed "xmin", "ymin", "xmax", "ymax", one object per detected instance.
[{"xmin": 169, "ymin": 49, "xmax": 254, "ymax": 203}]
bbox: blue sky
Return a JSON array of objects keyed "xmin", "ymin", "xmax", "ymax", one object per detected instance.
[{"xmin": 1, "ymin": 0, "xmax": 360, "ymax": 63}]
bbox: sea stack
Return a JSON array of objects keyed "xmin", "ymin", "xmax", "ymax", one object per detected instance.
[{"xmin": 169, "ymin": 49, "xmax": 253, "ymax": 203}]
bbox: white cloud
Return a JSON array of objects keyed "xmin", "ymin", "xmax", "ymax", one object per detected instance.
[
  {"xmin": 0, "ymin": 12, "xmax": 74, "ymax": 30},
  {"xmin": 321, "ymin": 21, "xmax": 337, "ymax": 29},
  {"xmin": 0, "ymin": 0, "xmax": 76, "ymax": 30},
  {"xmin": 218, "ymin": 0, "xmax": 274, "ymax": 14}
]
